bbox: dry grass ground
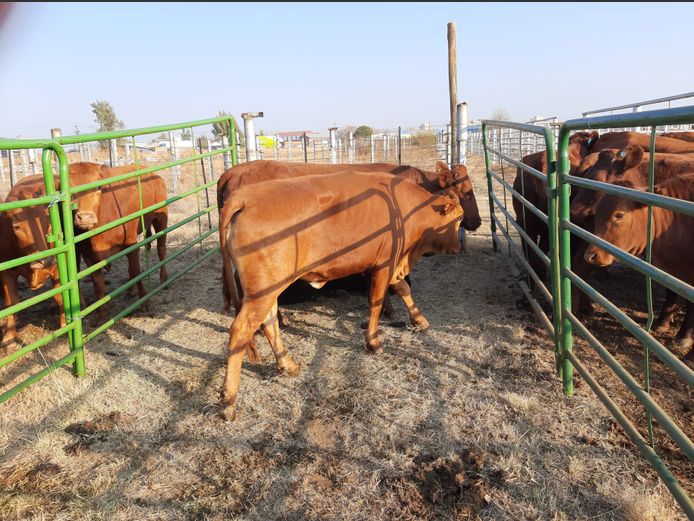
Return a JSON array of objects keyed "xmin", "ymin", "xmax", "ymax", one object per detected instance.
[{"xmin": 0, "ymin": 155, "xmax": 689, "ymax": 520}]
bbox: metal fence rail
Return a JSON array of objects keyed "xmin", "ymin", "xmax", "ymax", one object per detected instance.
[
  {"xmin": 0, "ymin": 114, "xmax": 238, "ymax": 404},
  {"xmin": 485, "ymin": 106, "xmax": 694, "ymax": 518}
]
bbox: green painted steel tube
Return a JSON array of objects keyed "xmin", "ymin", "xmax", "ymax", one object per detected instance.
[
  {"xmin": 491, "ymin": 213, "xmax": 553, "ymax": 305},
  {"xmin": 557, "ymin": 127, "xmax": 573, "ymax": 393},
  {"xmin": 490, "ymin": 192, "xmax": 551, "ymax": 269},
  {"xmin": 644, "ymin": 127, "xmax": 657, "ymax": 447},
  {"xmin": 0, "ymin": 193, "xmax": 57, "ymax": 211},
  {"xmin": 563, "ymin": 267, "xmax": 694, "ymax": 386},
  {"xmin": 80, "ymin": 227, "xmax": 217, "ymax": 319},
  {"xmin": 488, "ymin": 169, "xmax": 549, "ymax": 225},
  {"xmin": 566, "ymin": 350, "xmax": 694, "ymax": 519},
  {"xmin": 564, "ymin": 105, "xmax": 694, "ymax": 131},
  {"xmin": 0, "ymin": 321, "xmax": 77, "ymax": 369},
  {"xmin": 0, "ymin": 244, "xmax": 69, "ymax": 273},
  {"xmin": 482, "ymin": 123, "xmax": 498, "ymax": 252},
  {"xmin": 230, "ymin": 118, "xmax": 238, "ymax": 166},
  {"xmin": 565, "ymin": 175, "xmax": 694, "ymax": 217},
  {"xmin": 564, "ymin": 220, "xmax": 694, "ymax": 304},
  {"xmin": 0, "ymin": 351, "xmax": 78, "ymax": 405},
  {"xmin": 84, "ymin": 246, "xmax": 219, "ymax": 343},
  {"xmin": 74, "ymin": 179, "xmax": 216, "ymax": 244},
  {"xmin": 77, "ymin": 207, "xmax": 216, "ymax": 281},
  {"xmin": 565, "ymin": 310, "xmax": 694, "ymax": 459},
  {"xmin": 0, "ymin": 279, "xmax": 75, "ymax": 321},
  {"xmin": 46, "ymin": 148, "xmax": 85, "ymax": 377}
]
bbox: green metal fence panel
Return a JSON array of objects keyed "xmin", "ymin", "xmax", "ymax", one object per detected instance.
[
  {"xmin": 557, "ymin": 106, "xmax": 694, "ymax": 518},
  {"xmin": 0, "ymin": 114, "xmax": 238, "ymax": 405}
]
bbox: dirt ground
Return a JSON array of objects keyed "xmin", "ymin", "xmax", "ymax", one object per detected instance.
[{"xmin": 0, "ymin": 155, "xmax": 690, "ymax": 520}]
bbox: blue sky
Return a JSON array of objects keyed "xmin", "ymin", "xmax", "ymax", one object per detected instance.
[{"xmin": 1, "ymin": 2, "xmax": 693, "ymax": 137}]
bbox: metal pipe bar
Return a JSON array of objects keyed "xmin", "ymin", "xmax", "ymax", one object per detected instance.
[
  {"xmin": 0, "ymin": 321, "xmax": 78, "ymax": 369},
  {"xmin": 566, "ymin": 310, "xmax": 694, "ymax": 459},
  {"xmin": 488, "ymin": 169, "xmax": 549, "ymax": 224},
  {"xmin": 0, "ymin": 351, "xmax": 78, "ymax": 405},
  {"xmin": 0, "ymin": 244, "xmax": 69, "ymax": 273},
  {"xmin": 487, "ymin": 147, "xmax": 548, "ymax": 183},
  {"xmin": 0, "ymin": 280, "xmax": 75, "ymax": 321},
  {"xmin": 564, "ymin": 267, "xmax": 694, "ymax": 386},
  {"xmin": 567, "ymin": 105, "xmax": 694, "ymax": 131},
  {"xmin": 582, "ymin": 92, "xmax": 694, "ymax": 117}
]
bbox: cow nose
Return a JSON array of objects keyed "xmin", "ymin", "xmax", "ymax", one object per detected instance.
[
  {"xmin": 584, "ymin": 250, "xmax": 597, "ymax": 264},
  {"xmin": 74, "ymin": 211, "xmax": 98, "ymax": 229},
  {"xmin": 463, "ymin": 216, "xmax": 482, "ymax": 231}
]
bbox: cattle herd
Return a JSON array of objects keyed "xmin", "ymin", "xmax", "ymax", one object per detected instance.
[
  {"xmin": 513, "ymin": 130, "xmax": 694, "ymax": 372},
  {"xmin": 1, "ymin": 132, "xmax": 692, "ymax": 417}
]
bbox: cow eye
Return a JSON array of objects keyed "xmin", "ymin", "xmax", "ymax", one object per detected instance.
[{"xmin": 614, "ymin": 212, "xmax": 624, "ymax": 220}]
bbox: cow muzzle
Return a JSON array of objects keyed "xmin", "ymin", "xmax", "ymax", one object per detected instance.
[
  {"xmin": 30, "ymin": 257, "xmax": 55, "ymax": 271},
  {"xmin": 74, "ymin": 211, "xmax": 98, "ymax": 230},
  {"xmin": 462, "ymin": 215, "xmax": 482, "ymax": 231},
  {"xmin": 584, "ymin": 247, "xmax": 613, "ymax": 267}
]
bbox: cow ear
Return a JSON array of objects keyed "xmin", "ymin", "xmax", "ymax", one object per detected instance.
[
  {"xmin": 587, "ymin": 131, "xmax": 599, "ymax": 149},
  {"xmin": 436, "ymin": 161, "xmax": 453, "ymax": 188},
  {"xmin": 619, "ymin": 145, "xmax": 644, "ymax": 170},
  {"xmin": 440, "ymin": 202, "xmax": 457, "ymax": 215}
]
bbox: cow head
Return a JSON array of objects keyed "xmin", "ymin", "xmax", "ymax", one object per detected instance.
[
  {"xmin": 435, "ymin": 161, "xmax": 481, "ymax": 231},
  {"xmin": 69, "ymin": 163, "xmax": 105, "ymax": 231},
  {"xmin": 583, "ymin": 180, "xmax": 648, "ymax": 267},
  {"xmin": 426, "ymin": 193, "xmax": 464, "ymax": 255},
  {"xmin": 4, "ymin": 181, "xmax": 55, "ymax": 272},
  {"xmin": 570, "ymin": 146, "xmax": 644, "ymax": 223},
  {"xmin": 569, "ymin": 130, "xmax": 600, "ymax": 160}
]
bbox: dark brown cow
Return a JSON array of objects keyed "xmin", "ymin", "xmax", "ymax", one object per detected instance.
[
  {"xmin": 1, "ymin": 175, "xmax": 62, "ymax": 352},
  {"xmin": 584, "ymin": 174, "xmax": 694, "ymax": 369},
  {"xmin": 592, "ymin": 131, "xmax": 694, "ymax": 154},
  {"xmin": 218, "ymin": 170, "xmax": 463, "ymax": 419},
  {"xmin": 69, "ymin": 163, "xmax": 169, "ymax": 320},
  {"xmin": 511, "ymin": 131, "xmax": 598, "ymax": 280}
]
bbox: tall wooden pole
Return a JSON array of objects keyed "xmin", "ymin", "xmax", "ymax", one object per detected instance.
[{"xmin": 447, "ymin": 21, "xmax": 458, "ymax": 167}]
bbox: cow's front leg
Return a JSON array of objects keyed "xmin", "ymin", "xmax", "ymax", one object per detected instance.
[
  {"xmin": 654, "ymin": 289, "xmax": 679, "ymax": 332},
  {"xmin": 365, "ymin": 269, "xmax": 389, "ymax": 353},
  {"xmin": 390, "ymin": 279, "xmax": 429, "ymax": 331},
  {"xmin": 1, "ymin": 273, "xmax": 19, "ymax": 354},
  {"xmin": 676, "ymin": 301, "xmax": 694, "ymax": 352},
  {"xmin": 127, "ymin": 250, "xmax": 149, "ymax": 312},
  {"xmin": 49, "ymin": 271, "xmax": 66, "ymax": 329}
]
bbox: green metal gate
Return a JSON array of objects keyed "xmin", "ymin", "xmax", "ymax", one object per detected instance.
[
  {"xmin": 0, "ymin": 115, "xmax": 237, "ymax": 404},
  {"xmin": 485, "ymin": 107, "xmax": 694, "ymax": 518}
]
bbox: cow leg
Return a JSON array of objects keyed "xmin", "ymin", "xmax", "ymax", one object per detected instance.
[
  {"xmin": 49, "ymin": 271, "xmax": 66, "ymax": 329},
  {"xmin": 571, "ymin": 242, "xmax": 595, "ymax": 316},
  {"xmin": 365, "ymin": 269, "xmax": 389, "ymax": 353},
  {"xmin": 260, "ymin": 300, "xmax": 300, "ymax": 376},
  {"xmin": 675, "ymin": 301, "xmax": 694, "ymax": 353},
  {"xmin": 381, "ymin": 292, "xmax": 395, "ymax": 319},
  {"xmin": 654, "ymin": 289, "xmax": 679, "ymax": 333},
  {"xmin": 221, "ymin": 297, "xmax": 275, "ymax": 421},
  {"xmin": 1, "ymin": 273, "xmax": 19, "ymax": 354},
  {"xmin": 127, "ymin": 251, "xmax": 149, "ymax": 312},
  {"xmin": 390, "ymin": 279, "xmax": 429, "ymax": 331},
  {"xmin": 90, "ymin": 268, "xmax": 108, "ymax": 322},
  {"xmin": 152, "ymin": 215, "xmax": 168, "ymax": 284}
]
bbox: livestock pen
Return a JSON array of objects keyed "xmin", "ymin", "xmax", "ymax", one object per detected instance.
[{"xmin": 0, "ymin": 114, "xmax": 691, "ymax": 519}]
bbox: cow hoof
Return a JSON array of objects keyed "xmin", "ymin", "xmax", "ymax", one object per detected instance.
[
  {"xmin": 278, "ymin": 359, "xmax": 301, "ymax": 377},
  {"xmin": 221, "ymin": 405, "xmax": 236, "ymax": 422},
  {"xmin": 411, "ymin": 316, "xmax": 430, "ymax": 332},
  {"xmin": 277, "ymin": 310, "xmax": 291, "ymax": 329},
  {"xmin": 365, "ymin": 339, "xmax": 383, "ymax": 354},
  {"xmin": 676, "ymin": 336, "xmax": 694, "ymax": 350},
  {"xmin": 653, "ymin": 321, "xmax": 671, "ymax": 333},
  {"xmin": 1, "ymin": 339, "xmax": 16, "ymax": 354}
]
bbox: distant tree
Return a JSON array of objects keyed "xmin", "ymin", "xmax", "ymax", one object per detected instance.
[
  {"xmin": 492, "ymin": 107, "xmax": 511, "ymax": 121},
  {"xmin": 354, "ymin": 125, "xmax": 373, "ymax": 139},
  {"xmin": 90, "ymin": 100, "xmax": 124, "ymax": 149},
  {"xmin": 157, "ymin": 133, "xmax": 168, "ymax": 140},
  {"xmin": 412, "ymin": 131, "xmax": 436, "ymax": 146},
  {"xmin": 181, "ymin": 129, "xmax": 192, "ymax": 140},
  {"xmin": 198, "ymin": 134, "xmax": 209, "ymax": 150},
  {"xmin": 211, "ymin": 110, "xmax": 243, "ymax": 144}
]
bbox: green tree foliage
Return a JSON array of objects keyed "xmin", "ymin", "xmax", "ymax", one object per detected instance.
[
  {"xmin": 211, "ymin": 111, "xmax": 243, "ymax": 144},
  {"xmin": 90, "ymin": 100, "xmax": 124, "ymax": 149},
  {"xmin": 354, "ymin": 125, "xmax": 373, "ymax": 139}
]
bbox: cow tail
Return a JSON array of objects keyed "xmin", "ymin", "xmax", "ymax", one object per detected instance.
[{"xmin": 219, "ymin": 198, "xmax": 260, "ymax": 364}]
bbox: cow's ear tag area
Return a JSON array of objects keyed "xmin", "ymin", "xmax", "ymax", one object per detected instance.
[{"xmin": 618, "ymin": 150, "xmax": 627, "ymax": 158}]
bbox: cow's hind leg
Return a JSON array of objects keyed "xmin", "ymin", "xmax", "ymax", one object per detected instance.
[
  {"xmin": 365, "ymin": 269, "xmax": 390, "ymax": 353},
  {"xmin": 49, "ymin": 271, "xmax": 66, "ymax": 329},
  {"xmin": 654, "ymin": 289, "xmax": 679, "ymax": 333},
  {"xmin": 221, "ymin": 296, "xmax": 276, "ymax": 420},
  {"xmin": 390, "ymin": 279, "xmax": 429, "ymax": 331},
  {"xmin": 260, "ymin": 300, "xmax": 300, "ymax": 376},
  {"xmin": 1, "ymin": 274, "xmax": 19, "ymax": 354},
  {"xmin": 152, "ymin": 214, "xmax": 169, "ymax": 284},
  {"xmin": 127, "ymin": 250, "xmax": 149, "ymax": 312},
  {"xmin": 676, "ymin": 301, "xmax": 694, "ymax": 356}
]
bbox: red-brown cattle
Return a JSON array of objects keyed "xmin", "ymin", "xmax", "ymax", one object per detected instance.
[
  {"xmin": 659, "ymin": 131, "xmax": 694, "ymax": 143},
  {"xmin": 218, "ymin": 171, "xmax": 463, "ymax": 419},
  {"xmin": 1, "ymin": 175, "xmax": 62, "ymax": 352},
  {"xmin": 584, "ymin": 174, "xmax": 694, "ymax": 369},
  {"xmin": 69, "ymin": 163, "xmax": 169, "ymax": 320},
  {"xmin": 592, "ymin": 131, "xmax": 694, "ymax": 154},
  {"xmin": 511, "ymin": 131, "xmax": 598, "ymax": 280}
]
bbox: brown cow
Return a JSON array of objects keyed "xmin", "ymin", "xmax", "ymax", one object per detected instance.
[
  {"xmin": 217, "ymin": 159, "xmax": 479, "ymax": 316},
  {"xmin": 218, "ymin": 171, "xmax": 463, "ymax": 419},
  {"xmin": 583, "ymin": 174, "xmax": 694, "ymax": 369},
  {"xmin": 511, "ymin": 131, "xmax": 598, "ymax": 281},
  {"xmin": 69, "ymin": 163, "xmax": 169, "ymax": 320},
  {"xmin": 1, "ymin": 175, "xmax": 62, "ymax": 352},
  {"xmin": 592, "ymin": 131, "xmax": 694, "ymax": 155},
  {"xmin": 659, "ymin": 131, "xmax": 694, "ymax": 143}
]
